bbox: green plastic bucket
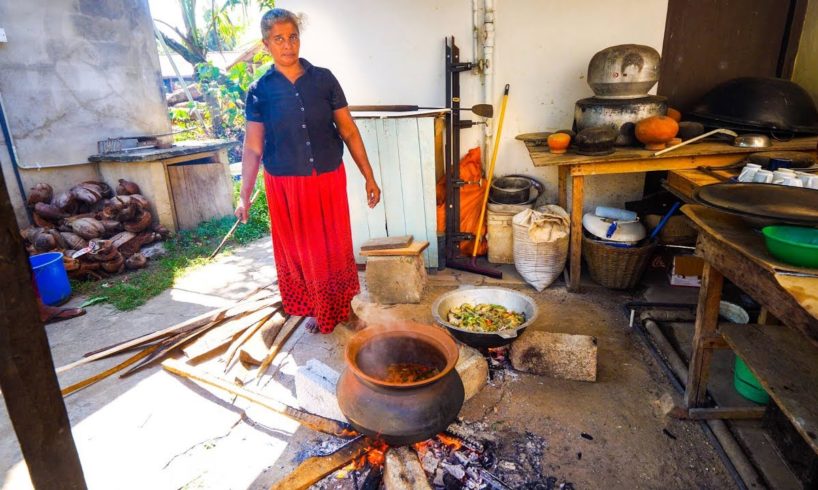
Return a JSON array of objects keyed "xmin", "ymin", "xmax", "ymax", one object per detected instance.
[{"xmin": 733, "ymin": 357, "xmax": 770, "ymax": 404}]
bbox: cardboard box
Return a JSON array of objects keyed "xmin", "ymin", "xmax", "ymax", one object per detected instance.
[{"xmin": 669, "ymin": 254, "xmax": 704, "ymax": 287}]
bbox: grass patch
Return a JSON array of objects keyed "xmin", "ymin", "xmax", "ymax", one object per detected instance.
[{"xmin": 72, "ymin": 177, "xmax": 270, "ymax": 311}]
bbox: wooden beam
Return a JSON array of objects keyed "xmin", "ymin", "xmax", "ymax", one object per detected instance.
[
  {"xmin": 269, "ymin": 436, "xmax": 372, "ymax": 490},
  {"xmin": 0, "ymin": 169, "xmax": 86, "ymax": 488},
  {"xmin": 684, "ymin": 261, "xmax": 724, "ymax": 408},
  {"xmin": 687, "ymin": 407, "xmax": 767, "ymax": 420},
  {"xmin": 568, "ymin": 175, "xmax": 584, "ymax": 292}
]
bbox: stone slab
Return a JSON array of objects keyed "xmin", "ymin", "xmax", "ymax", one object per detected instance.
[
  {"xmin": 455, "ymin": 344, "xmax": 488, "ymax": 401},
  {"xmin": 295, "ymin": 359, "xmax": 345, "ymax": 422},
  {"xmin": 510, "ymin": 331, "xmax": 598, "ymax": 382},
  {"xmin": 365, "ymin": 254, "xmax": 427, "ymax": 304}
]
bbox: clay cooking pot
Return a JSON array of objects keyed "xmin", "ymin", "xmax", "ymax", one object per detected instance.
[{"xmin": 336, "ymin": 323, "xmax": 464, "ymax": 446}]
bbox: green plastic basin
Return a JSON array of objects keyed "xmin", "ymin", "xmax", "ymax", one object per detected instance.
[
  {"xmin": 733, "ymin": 356, "xmax": 770, "ymax": 404},
  {"xmin": 762, "ymin": 225, "xmax": 818, "ymax": 269}
]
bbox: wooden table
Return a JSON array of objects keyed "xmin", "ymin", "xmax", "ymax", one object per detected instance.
[
  {"xmin": 681, "ymin": 204, "xmax": 818, "ymax": 455},
  {"xmin": 520, "ymin": 136, "xmax": 818, "ymax": 291}
]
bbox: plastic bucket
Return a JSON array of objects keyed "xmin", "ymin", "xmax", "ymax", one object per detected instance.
[
  {"xmin": 30, "ymin": 252, "xmax": 71, "ymax": 306},
  {"xmin": 734, "ymin": 357, "xmax": 770, "ymax": 404},
  {"xmin": 720, "ymin": 301, "xmax": 769, "ymax": 404},
  {"xmin": 487, "ymin": 203, "xmax": 530, "ymax": 264}
]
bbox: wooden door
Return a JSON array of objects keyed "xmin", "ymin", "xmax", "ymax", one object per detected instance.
[
  {"xmin": 658, "ymin": 0, "xmax": 807, "ymax": 112},
  {"xmin": 167, "ymin": 159, "xmax": 234, "ymax": 230},
  {"xmin": 345, "ymin": 114, "xmax": 443, "ymax": 267}
]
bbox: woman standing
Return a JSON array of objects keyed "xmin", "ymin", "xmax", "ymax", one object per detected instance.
[{"xmin": 235, "ymin": 8, "xmax": 381, "ymax": 333}]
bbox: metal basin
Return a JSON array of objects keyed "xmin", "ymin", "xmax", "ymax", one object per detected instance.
[{"xmin": 431, "ymin": 287, "xmax": 538, "ymax": 348}]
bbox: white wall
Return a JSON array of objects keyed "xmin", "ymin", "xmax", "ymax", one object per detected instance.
[
  {"xmin": 276, "ymin": 0, "xmax": 669, "ymax": 210},
  {"xmin": 0, "ymin": 0, "xmax": 170, "ymax": 226}
]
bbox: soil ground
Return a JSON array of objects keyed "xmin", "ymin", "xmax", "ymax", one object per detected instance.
[{"xmin": 0, "ymin": 238, "xmax": 736, "ymax": 489}]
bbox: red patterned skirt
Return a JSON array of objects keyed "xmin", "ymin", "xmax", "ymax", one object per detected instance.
[{"xmin": 263, "ymin": 164, "xmax": 360, "ymax": 333}]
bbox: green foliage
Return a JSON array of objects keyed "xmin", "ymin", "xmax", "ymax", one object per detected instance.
[{"xmin": 72, "ymin": 176, "xmax": 270, "ymax": 311}]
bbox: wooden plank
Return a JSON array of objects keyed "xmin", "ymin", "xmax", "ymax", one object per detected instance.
[
  {"xmin": 361, "ymin": 235, "xmax": 413, "ymax": 251},
  {"xmin": 0, "ymin": 172, "xmax": 86, "ymax": 488},
  {"xmin": 720, "ymin": 323, "xmax": 818, "ymax": 454},
  {"xmin": 523, "ymin": 136, "xmax": 817, "ymax": 168},
  {"xmin": 568, "ymin": 175, "xmax": 584, "ymax": 292},
  {"xmin": 360, "ymin": 240, "xmax": 429, "ymax": 257},
  {"xmin": 345, "ymin": 120, "xmax": 387, "ymax": 264},
  {"xmin": 61, "ymin": 344, "xmax": 160, "ymax": 397},
  {"xmin": 162, "ymin": 359, "xmax": 355, "ymax": 437},
  {"xmin": 695, "ymin": 231, "xmax": 818, "ymax": 346},
  {"xmin": 396, "ymin": 118, "xmax": 429, "ymax": 264},
  {"xmin": 167, "ymin": 161, "xmax": 234, "ymax": 230},
  {"xmin": 683, "ymin": 205, "xmax": 818, "ymax": 276},
  {"xmin": 378, "ymin": 118, "xmax": 408, "ymax": 237},
  {"xmin": 256, "ymin": 316, "xmax": 303, "ymax": 379},
  {"xmin": 558, "ymin": 165, "xmax": 569, "ymax": 209},
  {"xmin": 417, "ymin": 115, "xmax": 439, "ymax": 268},
  {"xmin": 363, "ymin": 121, "xmax": 387, "ymax": 238},
  {"xmin": 571, "ymin": 154, "xmax": 743, "ymax": 176},
  {"xmin": 181, "ymin": 305, "xmax": 279, "ymax": 360},
  {"xmin": 687, "ymin": 407, "xmax": 767, "ymax": 420},
  {"xmin": 684, "ymin": 261, "xmax": 724, "ymax": 408},
  {"xmin": 666, "ymin": 168, "xmax": 731, "ymax": 200},
  {"xmin": 269, "ymin": 436, "xmax": 372, "ymax": 490}
]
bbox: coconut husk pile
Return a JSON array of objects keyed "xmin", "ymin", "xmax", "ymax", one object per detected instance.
[{"xmin": 21, "ymin": 179, "xmax": 170, "ymax": 279}]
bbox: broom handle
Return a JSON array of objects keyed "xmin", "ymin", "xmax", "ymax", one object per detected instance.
[{"xmin": 471, "ymin": 84, "xmax": 510, "ymax": 258}]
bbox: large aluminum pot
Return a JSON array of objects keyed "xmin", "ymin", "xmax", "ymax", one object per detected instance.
[
  {"xmin": 574, "ymin": 95, "xmax": 667, "ymax": 146},
  {"xmin": 588, "ymin": 44, "xmax": 661, "ymax": 99},
  {"xmin": 431, "ymin": 287, "xmax": 538, "ymax": 348}
]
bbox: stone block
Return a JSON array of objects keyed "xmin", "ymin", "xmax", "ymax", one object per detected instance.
[
  {"xmin": 295, "ymin": 359, "xmax": 345, "ymax": 422},
  {"xmin": 365, "ymin": 254, "xmax": 427, "ymax": 304},
  {"xmin": 455, "ymin": 344, "xmax": 488, "ymax": 401},
  {"xmin": 510, "ymin": 331, "xmax": 597, "ymax": 382}
]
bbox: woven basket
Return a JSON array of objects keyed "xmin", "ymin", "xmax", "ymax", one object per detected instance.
[{"xmin": 582, "ymin": 235, "xmax": 657, "ymax": 289}]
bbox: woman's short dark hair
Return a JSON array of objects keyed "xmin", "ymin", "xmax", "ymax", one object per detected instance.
[{"xmin": 260, "ymin": 8, "xmax": 301, "ymax": 39}]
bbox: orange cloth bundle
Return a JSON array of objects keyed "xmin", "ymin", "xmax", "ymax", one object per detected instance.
[{"xmin": 436, "ymin": 147, "xmax": 488, "ymax": 256}]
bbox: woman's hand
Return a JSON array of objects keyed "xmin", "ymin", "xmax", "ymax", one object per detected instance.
[
  {"xmin": 365, "ymin": 178, "xmax": 381, "ymax": 208},
  {"xmin": 234, "ymin": 197, "xmax": 250, "ymax": 223}
]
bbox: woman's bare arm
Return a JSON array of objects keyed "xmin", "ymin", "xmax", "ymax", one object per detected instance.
[
  {"xmin": 333, "ymin": 107, "xmax": 381, "ymax": 208},
  {"xmin": 235, "ymin": 121, "xmax": 265, "ymax": 223}
]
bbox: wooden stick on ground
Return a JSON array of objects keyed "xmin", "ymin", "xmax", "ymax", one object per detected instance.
[
  {"xmin": 209, "ymin": 188, "xmax": 262, "ymax": 260},
  {"xmin": 121, "ymin": 306, "xmax": 279, "ymax": 378},
  {"xmin": 269, "ymin": 436, "xmax": 372, "ymax": 490},
  {"xmin": 255, "ymin": 315, "xmax": 303, "ymax": 381},
  {"xmin": 161, "ymin": 359, "xmax": 356, "ymax": 437},
  {"xmin": 61, "ymin": 344, "xmax": 161, "ymax": 397},
  {"xmin": 56, "ymin": 284, "xmax": 276, "ymax": 374},
  {"xmin": 223, "ymin": 310, "xmax": 283, "ymax": 372}
]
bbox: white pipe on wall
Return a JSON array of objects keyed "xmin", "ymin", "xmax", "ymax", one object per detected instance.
[{"xmin": 483, "ymin": 0, "xmax": 496, "ymax": 146}]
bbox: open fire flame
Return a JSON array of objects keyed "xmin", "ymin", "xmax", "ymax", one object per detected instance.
[{"xmin": 337, "ymin": 432, "xmax": 463, "ymax": 478}]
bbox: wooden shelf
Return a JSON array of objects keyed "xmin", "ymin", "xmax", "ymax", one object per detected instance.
[{"xmin": 719, "ymin": 322, "xmax": 818, "ymax": 455}]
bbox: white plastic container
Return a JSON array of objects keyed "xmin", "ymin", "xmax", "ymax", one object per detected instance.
[{"xmin": 487, "ymin": 203, "xmax": 531, "ymax": 264}]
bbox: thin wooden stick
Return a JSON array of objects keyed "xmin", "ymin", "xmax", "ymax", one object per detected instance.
[
  {"xmin": 269, "ymin": 436, "xmax": 372, "ymax": 490},
  {"xmin": 209, "ymin": 188, "xmax": 262, "ymax": 260},
  {"xmin": 56, "ymin": 284, "xmax": 276, "ymax": 374},
  {"xmin": 255, "ymin": 315, "xmax": 302, "ymax": 381},
  {"xmin": 162, "ymin": 359, "xmax": 356, "ymax": 438},
  {"xmin": 223, "ymin": 309, "xmax": 282, "ymax": 372},
  {"xmin": 61, "ymin": 344, "xmax": 161, "ymax": 397},
  {"xmin": 121, "ymin": 306, "xmax": 278, "ymax": 378}
]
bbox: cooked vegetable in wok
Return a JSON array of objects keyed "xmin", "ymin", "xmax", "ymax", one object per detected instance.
[{"xmin": 447, "ymin": 303, "xmax": 525, "ymax": 332}]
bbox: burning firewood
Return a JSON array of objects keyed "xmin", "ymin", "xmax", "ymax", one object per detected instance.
[
  {"xmin": 269, "ymin": 436, "xmax": 373, "ymax": 490},
  {"xmin": 384, "ymin": 446, "xmax": 431, "ymax": 490}
]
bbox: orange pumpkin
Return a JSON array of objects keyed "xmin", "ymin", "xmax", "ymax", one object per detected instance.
[
  {"xmin": 635, "ymin": 116, "xmax": 679, "ymax": 150},
  {"xmin": 547, "ymin": 132, "xmax": 571, "ymax": 154},
  {"xmin": 666, "ymin": 107, "xmax": 682, "ymax": 122}
]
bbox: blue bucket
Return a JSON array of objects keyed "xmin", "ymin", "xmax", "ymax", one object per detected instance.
[{"xmin": 30, "ymin": 252, "xmax": 71, "ymax": 306}]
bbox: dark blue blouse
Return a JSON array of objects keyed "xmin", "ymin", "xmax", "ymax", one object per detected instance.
[{"xmin": 245, "ymin": 58, "xmax": 348, "ymax": 176}]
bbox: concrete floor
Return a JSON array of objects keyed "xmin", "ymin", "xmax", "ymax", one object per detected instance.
[{"xmin": 0, "ymin": 238, "xmax": 736, "ymax": 489}]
